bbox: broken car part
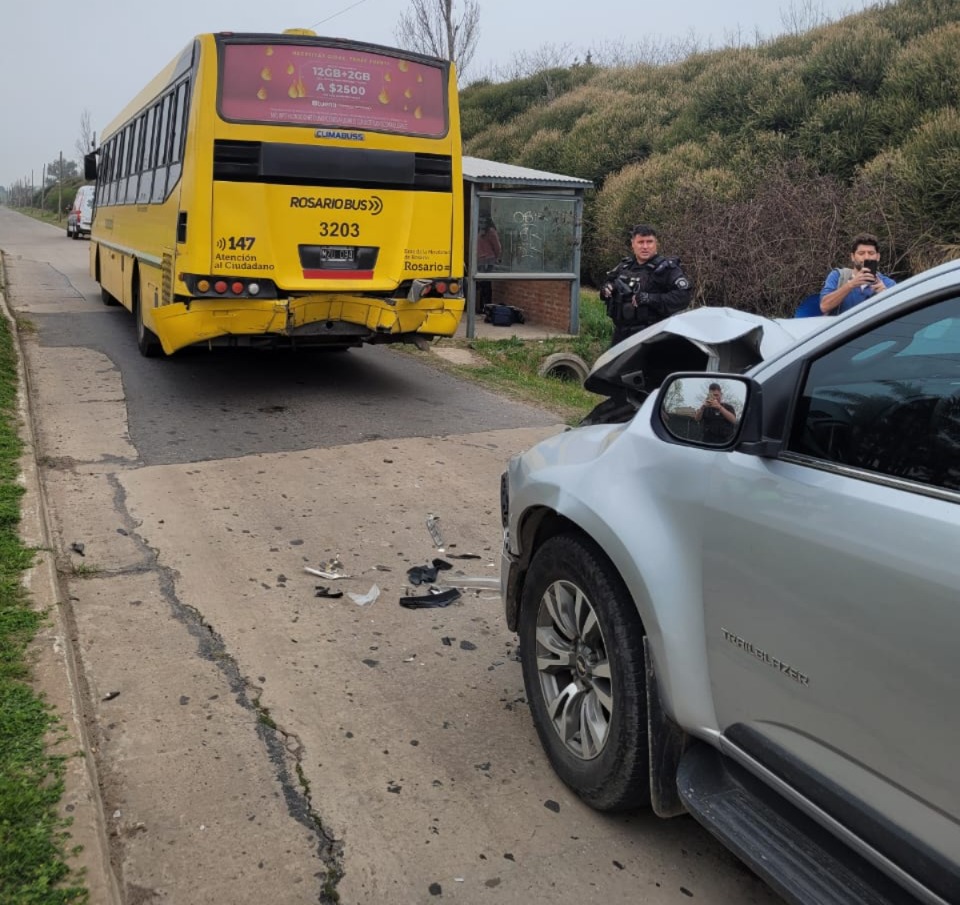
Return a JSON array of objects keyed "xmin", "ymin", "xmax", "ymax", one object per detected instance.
[
  {"xmin": 426, "ymin": 514, "xmax": 445, "ymax": 550},
  {"xmin": 437, "ymin": 576, "xmax": 500, "ymax": 591},
  {"xmin": 406, "ymin": 558, "xmax": 453, "ymax": 586},
  {"xmin": 304, "ymin": 567, "xmax": 349, "ymax": 580},
  {"xmin": 399, "ymin": 587, "xmax": 462, "ymax": 609}
]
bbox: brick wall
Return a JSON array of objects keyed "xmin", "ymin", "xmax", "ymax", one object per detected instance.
[{"xmin": 489, "ymin": 280, "xmax": 572, "ymax": 332}]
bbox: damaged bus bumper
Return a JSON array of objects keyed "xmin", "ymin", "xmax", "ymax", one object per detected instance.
[{"xmin": 150, "ymin": 293, "xmax": 465, "ymax": 354}]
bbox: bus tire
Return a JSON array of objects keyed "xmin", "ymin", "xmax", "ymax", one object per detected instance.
[
  {"xmin": 100, "ymin": 287, "xmax": 119, "ymax": 306},
  {"xmin": 134, "ymin": 282, "xmax": 162, "ymax": 358}
]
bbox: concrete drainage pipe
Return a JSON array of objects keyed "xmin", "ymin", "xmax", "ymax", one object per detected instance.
[{"xmin": 537, "ymin": 352, "xmax": 590, "ymax": 383}]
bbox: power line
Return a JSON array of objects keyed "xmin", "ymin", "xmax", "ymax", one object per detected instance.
[{"xmin": 310, "ymin": 0, "xmax": 368, "ymax": 29}]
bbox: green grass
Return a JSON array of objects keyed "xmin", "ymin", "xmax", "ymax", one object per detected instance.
[
  {"xmin": 0, "ymin": 301, "xmax": 87, "ymax": 904},
  {"xmin": 428, "ymin": 291, "xmax": 614, "ymax": 424},
  {"xmin": 7, "ymin": 207, "xmax": 66, "ymax": 230}
]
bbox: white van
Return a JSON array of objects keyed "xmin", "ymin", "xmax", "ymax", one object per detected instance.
[{"xmin": 66, "ymin": 185, "xmax": 95, "ymax": 239}]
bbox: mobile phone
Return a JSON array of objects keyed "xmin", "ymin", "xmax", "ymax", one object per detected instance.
[{"xmin": 863, "ymin": 259, "xmax": 878, "ymax": 274}]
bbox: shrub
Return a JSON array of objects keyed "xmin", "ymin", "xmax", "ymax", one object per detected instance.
[
  {"xmin": 868, "ymin": 0, "xmax": 960, "ymax": 44},
  {"xmin": 851, "ymin": 108, "xmax": 960, "ymax": 273},
  {"xmin": 460, "ymin": 67, "xmax": 583, "ymax": 141},
  {"xmin": 516, "ymin": 129, "xmax": 566, "ymax": 173},
  {"xmin": 756, "ymin": 30, "xmax": 820, "ymax": 61},
  {"xmin": 879, "ymin": 23, "xmax": 960, "ymax": 138},
  {"xmin": 589, "ymin": 155, "xmax": 848, "ymax": 316},
  {"xmin": 800, "ymin": 24, "xmax": 899, "ymax": 98},
  {"xmin": 517, "ymin": 85, "xmax": 603, "ymax": 135},
  {"xmin": 552, "ymin": 92, "xmax": 660, "ymax": 185},
  {"xmin": 464, "ymin": 121, "xmax": 527, "ymax": 162},
  {"xmin": 587, "ymin": 142, "xmax": 742, "ymax": 286},
  {"xmin": 796, "ymin": 91, "xmax": 888, "ymax": 177},
  {"xmin": 669, "ymin": 50, "xmax": 780, "ymax": 140}
]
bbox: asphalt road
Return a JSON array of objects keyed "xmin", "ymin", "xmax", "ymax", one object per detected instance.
[{"xmin": 0, "ymin": 207, "xmax": 782, "ymax": 905}]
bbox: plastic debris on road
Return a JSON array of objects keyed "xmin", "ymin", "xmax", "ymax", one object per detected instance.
[
  {"xmin": 438, "ymin": 575, "xmax": 500, "ymax": 591},
  {"xmin": 399, "ymin": 587, "xmax": 462, "ymax": 609},
  {"xmin": 426, "ymin": 514, "xmax": 445, "ymax": 552},
  {"xmin": 406, "ymin": 558, "xmax": 453, "ymax": 586},
  {"xmin": 305, "ymin": 554, "xmax": 348, "ymax": 580},
  {"xmin": 304, "ymin": 566, "xmax": 349, "ymax": 580},
  {"xmin": 348, "ymin": 584, "xmax": 380, "ymax": 606}
]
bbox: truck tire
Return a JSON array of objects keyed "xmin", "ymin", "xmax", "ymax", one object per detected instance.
[{"xmin": 519, "ymin": 533, "xmax": 650, "ymax": 811}]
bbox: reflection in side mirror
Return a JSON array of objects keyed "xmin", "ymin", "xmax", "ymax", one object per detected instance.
[{"xmin": 659, "ymin": 375, "xmax": 748, "ymax": 447}]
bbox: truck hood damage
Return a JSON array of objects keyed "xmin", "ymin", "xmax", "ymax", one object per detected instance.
[{"xmin": 582, "ymin": 306, "xmax": 826, "ymax": 425}]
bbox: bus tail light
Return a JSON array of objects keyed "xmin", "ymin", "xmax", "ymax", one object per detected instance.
[
  {"xmin": 179, "ymin": 275, "xmax": 278, "ymax": 300},
  {"xmin": 407, "ymin": 279, "xmax": 464, "ymax": 302}
]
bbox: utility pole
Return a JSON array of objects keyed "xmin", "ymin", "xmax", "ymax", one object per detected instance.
[{"xmin": 58, "ymin": 152, "xmax": 63, "ymax": 221}]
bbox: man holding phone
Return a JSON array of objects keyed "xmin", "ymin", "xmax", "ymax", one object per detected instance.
[
  {"xmin": 819, "ymin": 233, "xmax": 896, "ymax": 315},
  {"xmin": 695, "ymin": 382, "xmax": 738, "ymax": 444}
]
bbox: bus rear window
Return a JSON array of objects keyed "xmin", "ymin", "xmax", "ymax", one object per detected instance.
[{"xmin": 220, "ymin": 43, "xmax": 448, "ymax": 137}]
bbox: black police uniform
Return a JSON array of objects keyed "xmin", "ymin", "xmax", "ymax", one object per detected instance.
[
  {"xmin": 603, "ymin": 254, "xmax": 692, "ymax": 347},
  {"xmin": 700, "ymin": 402, "xmax": 737, "ymax": 444}
]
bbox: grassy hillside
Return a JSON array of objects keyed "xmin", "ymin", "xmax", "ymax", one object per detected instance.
[{"xmin": 461, "ymin": 0, "xmax": 960, "ymax": 316}]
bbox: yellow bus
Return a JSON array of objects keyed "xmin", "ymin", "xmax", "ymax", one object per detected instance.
[{"xmin": 86, "ymin": 29, "xmax": 464, "ymax": 357}]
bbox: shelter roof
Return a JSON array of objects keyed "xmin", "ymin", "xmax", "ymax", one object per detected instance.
[{"xmin": 463, "ymin": 156, "xmax": 593, "ymax": 189}]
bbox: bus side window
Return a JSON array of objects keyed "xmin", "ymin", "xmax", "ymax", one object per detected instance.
[
  {"xmin": 126, "ymin": 117, "xmax": 142, "ymax": 204},
  {"xmin": 138, "ymin": 106, "xmax": 157, "ymax": 205},
  {"xmin": 104, "ymin": 140, "xmax": 117, "ymax": 206},
  {"xmin": 115, "ymin": 127, "xmax": 128, "ymax": 205},
  {"xmin": 152, "ymin": 93, "xmax": 173, "ymax": 204},
  {"xmin": 168, "ymin": 81, "xmax": 189, "ymax": 189}
]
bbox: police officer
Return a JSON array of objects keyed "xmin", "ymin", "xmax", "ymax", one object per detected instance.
[{"xmin": 601, "ymin": 224, "xmax": 692, "ymax": 347}]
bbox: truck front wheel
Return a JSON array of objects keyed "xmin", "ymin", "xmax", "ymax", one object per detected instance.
[{"xmin": 519, "ymin": 533, "xmax": 650, "ymax": 811}]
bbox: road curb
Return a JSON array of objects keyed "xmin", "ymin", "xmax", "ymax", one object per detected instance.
[{"xmin": 0, "ymin": 252, "xmax": 122, "ymax": 905}]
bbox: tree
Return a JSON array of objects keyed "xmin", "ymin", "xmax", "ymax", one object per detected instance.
[
  {"xmin": 780, "ymin": 0, "xmax": 832, "ymax": 36},
  {"xmin": 395, "ymin": 0, "xmax": 480, "ymax": 77},
  {"xmin": 75, "ymin": 108, "xmax": 95, "ymax": 163},
  {"xmin": 44, "ymin": 157, "xmax": 79, "ymax": 185}
]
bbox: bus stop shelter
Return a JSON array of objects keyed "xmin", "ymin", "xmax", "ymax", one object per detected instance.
[{"xmin": 462, "ymin": 156, "xmax": 593, "ymax": 339}]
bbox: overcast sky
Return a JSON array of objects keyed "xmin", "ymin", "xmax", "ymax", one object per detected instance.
[{"xmin": 2, "ymin": 0, "xmax": 872, "ymax": 187}]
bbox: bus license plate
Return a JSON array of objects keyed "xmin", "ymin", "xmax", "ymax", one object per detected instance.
[{"xmin": 319, "ymin": 246, "xmax": 355, "ymax": 262}]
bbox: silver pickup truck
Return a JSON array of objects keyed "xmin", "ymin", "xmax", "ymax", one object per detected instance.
[{"xmin": 501, "ymin": 265, "xmax": 960, "ymax": 905}]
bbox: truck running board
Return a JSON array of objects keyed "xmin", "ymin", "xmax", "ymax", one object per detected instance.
[{"xmin": 676, "ymin": 743, "xmax": 917, "ymax": 905}]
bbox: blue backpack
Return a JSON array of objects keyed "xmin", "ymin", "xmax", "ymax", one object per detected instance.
[{"xmin": 794, "ymin": 292, "xmax": 823, "ymax": 318}]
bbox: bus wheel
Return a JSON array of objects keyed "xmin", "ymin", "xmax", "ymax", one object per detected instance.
[
  {"xmin": 100, "ymin": 287, "xmax": 119, "ymax": 306},
  {"xmin": 134, "ymin": 288, "xmax": 162, "ymax": 358}
]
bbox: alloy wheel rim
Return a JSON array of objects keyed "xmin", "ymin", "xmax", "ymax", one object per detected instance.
[{"xmin": 534, "ymin": 579, "xmax": 612, "ymax": 760}]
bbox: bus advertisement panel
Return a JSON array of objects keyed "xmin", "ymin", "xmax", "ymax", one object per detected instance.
[{"xmin": 220, "ymin": 43, "xmax": 447, "ymax": 136}]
